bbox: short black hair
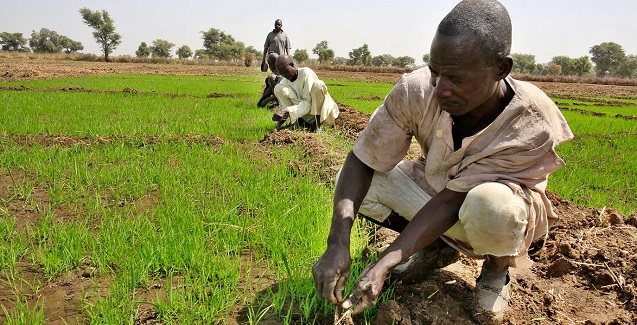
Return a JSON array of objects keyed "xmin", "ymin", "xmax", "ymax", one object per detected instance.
[{"xmin": 437, "ymin": 0, "xmax": 512, "ymax": 63}]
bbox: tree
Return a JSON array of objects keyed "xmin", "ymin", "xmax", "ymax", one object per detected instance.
[
  {"xmin": 534, "ymin": 63, "xmax": 549, "ymax": 76},
  {"xmin": 392, "ymin": 56, "xmax": 415, "ymax": 68},
  {"xmin": 0, "ymin": 32, "xmax": 27, "ymax": 52},
  {"xmin": 245, "ymin": 45, "xmax": 261, "ymax": 58},
  {"xmin": 615, "ymin": 55, "xmax": 637, "ymax": 78},
  {"xmin": 551, "ymin": 55, "xmax": 592, "ymax": 77},
  {"xmin": 293, "ymin": 49, "xmax": 309, "ymax": 63},
  {"xmin": 312, "ymin": 40, "xmax": 334, "ymax": 64},
  {"xmin": 589, "ymin": 42, "xmax": 625, "ymax": 77},
  {"xmin": 150, "ymin": 39, "xmax": 175, "ymax": 58},
  {"xmin": 29, "ymin": 28, "xmax": 82, "ymax": 53},
  {"xmin": 422, "ymin": 53, "xmax": 430, "ymax": 64},
  {"xmin": 511, "ymin": 53, "xmax": 536, "ymax": 74},
  {"xmin": 330, "ymin": 57, "xmax": 346, "ymax": 65},
  {"xmin": 551, "ymin": 56, "xmax": 575, "ymax": 76},
  {"xmin": 79, "ymin": 8, "xmax": 122, "ymax": 62},
  {"xmin": 63, "ymin": 39, "xmax": 84, "ymax": 54},
  {"xmin": 571, "ymin": 56, "xmax": 592, "ymax": 76},
  {"xmin": 194, "ymin": 49, "xmax": 208, "ymax": 59},
  {"xmin": 201, "ymin": 28, "xmax": 244, "ymax": 61},
  {"xmin": 372, "ymin": 54, "xmax": 395, "ymax": 67},
  {"xmin": 176, "ymin": 45, "xmax": 192, "ymax": 59},
  {"xmin": 548, "ymin": 63, "xmax": 562, "ymax": 76},
  {"xmin": 135, "ymin": 42, "xmax": 151, "ymax": 57},
  {"xmin": 348, "ymin": 44, "xmax": 371, "ymax": 66}
]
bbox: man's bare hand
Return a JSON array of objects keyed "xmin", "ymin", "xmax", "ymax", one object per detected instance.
[
  {"xmin": 312, "ymin": 245, "xmax": 352, "ymax": 305},
  {"xmin": 341, "ymin": 262, "xmax": 388, "ymax": 314}
]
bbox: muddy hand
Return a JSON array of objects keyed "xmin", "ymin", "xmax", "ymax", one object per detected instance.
[
  {"xmin": 312, "ymin": 246, "xmax": 351, "ymax": 305},
  {"xmin": 341, "ymin": 263, "xmax": 387, "ymax": 314}
]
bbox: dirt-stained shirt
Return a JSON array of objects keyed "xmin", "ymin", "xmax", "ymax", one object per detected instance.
[
  {"xmin": 352, "ymin": 68, "xmax": 574, "ymax": 264},
  {"xmin": 264, "ymin": 30, "xmax": 291, "ymax": 55}
]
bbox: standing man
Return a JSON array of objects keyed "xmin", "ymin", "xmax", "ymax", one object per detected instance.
[
  {"xmin": 271, "ymin": 55, "xmax": 339, "ymax": 132},
  {"xmin": 311, "ymin": 0, "xmax": 573, "ymax": 322},
  {"xmin": 262, "ymin": 19, "xmax": 291, "ymax": 74}
]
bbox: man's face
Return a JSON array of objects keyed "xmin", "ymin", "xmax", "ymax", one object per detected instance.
[
  {"xmin": 274, "ymin": 20, "xmax": 283, "ymax": 32},
  {"xmin": 277, "ymin": 61, "xmax": 297, "ymax": 81},
  {"xmin": 428, "ymin": 33, "xmax": 499, "ymax": 117}
]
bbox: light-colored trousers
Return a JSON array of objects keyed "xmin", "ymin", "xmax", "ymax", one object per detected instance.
[
  {"xmin": 336, "ymin": 161, "xmax": 529, "ymax": 259},
  {"xmin": 274, "ymin": 80, "xmax": 339, "ymax": 126}
]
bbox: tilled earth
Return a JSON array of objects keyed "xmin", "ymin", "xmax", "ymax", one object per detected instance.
[{"xmin": 1, "ymin": 59, "xmax": 637, "ymax": 324}]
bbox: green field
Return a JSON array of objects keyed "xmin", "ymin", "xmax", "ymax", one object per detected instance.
[{"xmin": 1, "ymin": 70, "xmax": 636, "ymax": 323}]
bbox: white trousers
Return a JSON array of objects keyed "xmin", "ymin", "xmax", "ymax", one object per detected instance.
[{"xmin": 337, "ymin": 162, "xmax": 529, "ymax": 258}]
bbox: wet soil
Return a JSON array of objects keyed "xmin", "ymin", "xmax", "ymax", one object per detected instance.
[{"xmin": 1, "ymin": 59, "xmax": 636, "ymax": 324}]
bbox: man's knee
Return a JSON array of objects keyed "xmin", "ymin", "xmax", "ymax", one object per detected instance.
[
  {"xmin": 274, "ymin": 83, "xmax": 295, "ymax": 100},
  {"xmin": 459, "ymin": 182, "xmax": 528, "ymax": 256}
]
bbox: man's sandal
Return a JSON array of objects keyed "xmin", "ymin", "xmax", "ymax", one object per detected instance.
[{"xmin": 473, "ymin": 270, "xmax": 511, "ymax": 323}]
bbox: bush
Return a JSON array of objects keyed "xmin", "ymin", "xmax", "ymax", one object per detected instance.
[{"xmin": 244, "ymin": 53, "xmax": 255, "ymax": 67}]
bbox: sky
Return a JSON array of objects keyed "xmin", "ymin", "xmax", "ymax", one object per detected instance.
[{"xmin": 1, "ymin": 0, "xmax": 636, "ymax": 65}]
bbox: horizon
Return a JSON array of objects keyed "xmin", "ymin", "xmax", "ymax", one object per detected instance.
[{"xmin": 1, "ymin": 0, "xmax": 636, "ymax": 64}]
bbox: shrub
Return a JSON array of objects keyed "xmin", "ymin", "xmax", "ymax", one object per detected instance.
[{"xmin": 244, "ymin": 53, "xmax": 255, "ymax": 67}]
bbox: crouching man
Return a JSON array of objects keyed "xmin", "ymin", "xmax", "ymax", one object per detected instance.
[
  {"xmin": 311, "ymin": 0, "xmax": 573, "ymax": 322},
  {"xmin": 271, "ymin": 55, "xmax": 339, "ymax": 132}
]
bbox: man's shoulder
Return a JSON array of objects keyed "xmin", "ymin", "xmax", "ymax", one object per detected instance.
[
  {"xmin": 266, "ymin": 30, "xmax": 278, "ymax": 38},
  {"xmin": 299, "ymin": 67, "xmax": 317, "ymax": 77},
  {"xmin": 389, "ymin": 67, "xmax": 434, "ymax": 99},
  {"xmin": 401, "ymin": 67, "xmax": 432, "ymax": 82},
  {"xmin": 508, "ymin": 77, "xmax": 555, "ymax": 108}
]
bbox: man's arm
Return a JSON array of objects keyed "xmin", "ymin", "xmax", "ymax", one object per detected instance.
[
  {"xmin": 342, "ymin": 187, "xmax": 466, "ymax": 313},
  {"xmin": 312, "ymin": 151, "xmax": 374, "ymax": 305}
]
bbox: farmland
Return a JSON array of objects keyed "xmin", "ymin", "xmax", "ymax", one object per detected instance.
[{"xmin": 1, "ymin": 58, "xmax": 636, "ymax": 324}]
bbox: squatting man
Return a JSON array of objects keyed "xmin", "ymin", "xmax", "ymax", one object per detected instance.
[
  {"xmin": 271, "ymin": 55, "xmax": 339, "ymax": 132},
  {"xmin": 311, "ymin": 0, "xmax": 573, "ymax": 322}
]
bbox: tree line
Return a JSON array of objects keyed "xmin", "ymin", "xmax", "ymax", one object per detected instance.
[
  {"xmin": 510, "ymin": 42, "xmax": 637, "ymax": 78},
  {"xmin": 0, "ymin": 8, "xmax": 635, "ymax": 77}
]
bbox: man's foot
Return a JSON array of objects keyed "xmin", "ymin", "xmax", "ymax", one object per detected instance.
[
  {"xmin": 389, "ymin": 238, "xmax": 460, "ymax": 283},
  {"xmin": 473, "ymin": 268, "xmax": 511, "ymax": 323}
]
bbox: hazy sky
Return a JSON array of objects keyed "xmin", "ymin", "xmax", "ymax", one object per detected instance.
[{"xmin": 1, "ymin": 0, "xmax": 635, "ymax": 64}]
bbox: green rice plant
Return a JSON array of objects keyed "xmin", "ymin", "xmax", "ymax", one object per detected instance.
[
  {"xmin": 553, "ymin": 132, "xmax": 636, "ymax": 215},
  {"xmin": 0, "ymin": 270, "xmax": 47, "ymax": 325},
  {"xmin": 0, "ymin": 90, "xmax": 273, "ymax": 140},
  {"xmin": 324, "ymin": 80, "xmax": 394, "ymax": 114},
  {"xmin": 553, "ymin": 97, "xmax": 637, "ymax": 117},
  {"xmin": 0, "ymin": 296, "xmax": 46, "ymax": 325},
  {"xmin": 26, "ymin": 212, "xmax": 93, "ymax": 278},
  {"xmin": 2, "ymin": 70, "xmax": 635, "ymax": 323},
  {"xmin": 1, "ymin": 74, "xmax": 263, "ymax": 98},
  {"xmin": 0, "ymin": 216, "xmax": 25, "ymax": 277}
]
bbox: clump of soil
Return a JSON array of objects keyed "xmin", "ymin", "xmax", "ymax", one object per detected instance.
[{"xmin": 370, "ymin": 192, "xmax": 637, "ymax": 324}]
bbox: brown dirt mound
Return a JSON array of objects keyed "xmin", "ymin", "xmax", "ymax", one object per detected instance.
[{"xmin": 369, "ymin": 192, "xmax": 637, "ymax": 324}]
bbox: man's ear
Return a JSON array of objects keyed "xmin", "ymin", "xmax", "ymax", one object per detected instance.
[{"xmin": 496, "ymin": 56, "xmax": 513, "ymax": 80}]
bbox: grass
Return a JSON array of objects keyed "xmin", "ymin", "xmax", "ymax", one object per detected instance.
[
  {"xmin": 0, "ymin": 69, "xmax": 636, "ymax": 323},
  {"xmin": 1, "ymin": 87, "xmax": 272, "ymax": 140},
  {"xmin": 325, "ymin": 80, "xmax": 394, "ymax": 114},
  {"xmin": 0, "ymin": 72, "xmax": 377, "ymax": 323}
]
